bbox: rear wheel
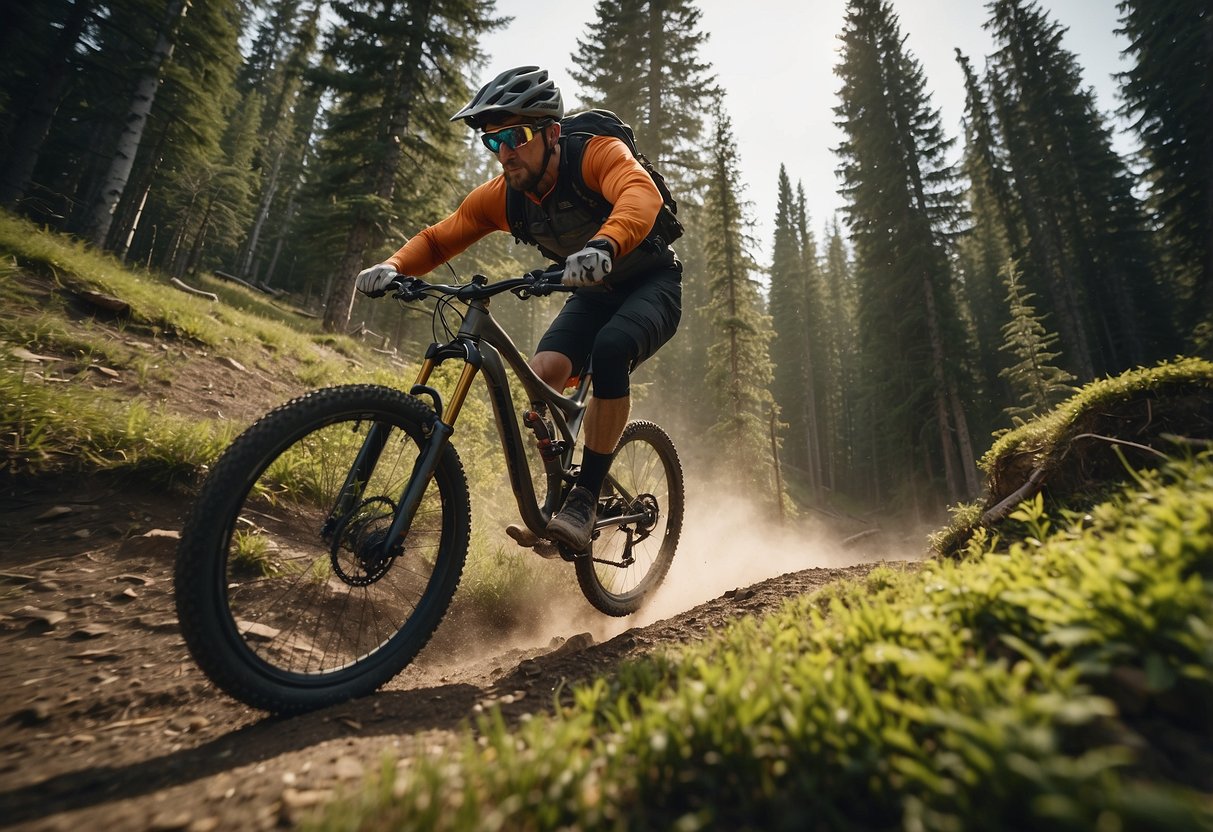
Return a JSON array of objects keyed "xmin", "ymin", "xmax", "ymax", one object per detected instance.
[
  {"xmin": 175, "ymin": 385, "xmax": 470, "ymax": 714},
  {"xmin": 575, "ymin": 420, "xmax": 683, "ymax": 616}
]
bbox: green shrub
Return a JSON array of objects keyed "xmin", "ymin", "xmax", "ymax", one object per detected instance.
[{"xmin": 311, "ymin": 455, "xmax": 1213, "ymax": 831}]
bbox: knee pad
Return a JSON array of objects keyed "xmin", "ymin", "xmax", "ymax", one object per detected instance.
[{"xmin": 589, "ymin": 327, "xmax": 637, "ymax": 399}]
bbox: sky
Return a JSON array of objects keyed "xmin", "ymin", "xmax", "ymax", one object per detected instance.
[{"xmin": 480, "ymin": 0, "xmax": 1135, "ymax": 260}]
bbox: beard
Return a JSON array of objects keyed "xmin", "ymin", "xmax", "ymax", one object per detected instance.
[{"xmin": 503, "ymin": 162, "xmax": 542, "ymax": 193}]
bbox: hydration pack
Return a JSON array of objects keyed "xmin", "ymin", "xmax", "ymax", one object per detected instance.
[{"xmin": 505, "ymin": 109, "xmax": 684, "ymax": 254}]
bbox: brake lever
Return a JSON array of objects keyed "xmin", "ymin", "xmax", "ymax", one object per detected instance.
[
  {"xmin": 514, "ymin": 267, "xmax": 567, "ymax": 299},
  {"xmin": 389, "ymin": 277, "xmax": 428, "ymax": 301}
]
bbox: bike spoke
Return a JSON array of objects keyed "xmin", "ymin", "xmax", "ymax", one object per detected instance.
[{"xmin": 221, "ymin": 419, "xmax": 447, "ymax": 677}]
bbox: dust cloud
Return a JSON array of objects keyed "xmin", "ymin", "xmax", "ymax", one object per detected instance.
[
  {"xmin": 420, "ymin": 486, "xmax": 924, "ymax": 675},
  {"xmin": 545, "ymin": 487, "xmax": 909, "ymax": 647}
]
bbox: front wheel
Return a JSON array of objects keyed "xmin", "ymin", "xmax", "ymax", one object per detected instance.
[
  {"xmin": 174, "ymin": 385, "xmax": 470, "ymax": 714},
  {"xmin": 575, "ymin": 420, "xmax": 684, "ymax": 616}
]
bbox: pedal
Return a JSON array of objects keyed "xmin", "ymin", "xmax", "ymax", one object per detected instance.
[{"xmin": 505, "ymin": 525, "xmax": 561, "ymax": 559}]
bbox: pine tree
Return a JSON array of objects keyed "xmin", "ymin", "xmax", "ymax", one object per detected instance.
[
  {"xmin": 835, "ymin": 0, "xmax": 978, "ymax": 508},
  {"xmin": 175, "ymin": 91, "xmax": 263, "ymax": 278},
  {"xmin": 702, "ymin": 105, "xmax": 781, "ymax": 509},
  {"xmin": 986, "ymin": 0, "xmax": 1177, "ymax": 378},
  {"xmin": 1117, "ymin": 0, "xmax": 1213, "ymax": 343},
  {"xmin": 0, "ymin": 0, "xmax": 92, "ymax": 208},
  {"xmin": 768, "ymin": 167, "xmax": 810, "ymax": 478},
  {"xmin": 955, "ymin": 49, "xmax": 1016, "ymax": 435},
  {"xmin": 569, "ymin": 0, "xmax": 720, "ymax": 430},
  {"xmin": 820, "ymin": 217, "xmax": 859, "ymax": 495},
  {"xmin": 120, "ymin": 0, "xmax": 247, "ymax": 271},
  {"xmin": 794, "ymin": 184, "xmax": 828, "ymax": 495},
  {"xmin": 997, "ymin": 260, "xmax": 1077, "ymax": 423},
  {"xmin": 570, "ymin": 0, "xmax": 718, "ymax": 189},
  {"xmin": 84, "ymin": 0, "xmax": 190, "ymax": 247},
  {"xmin": 235, "ymin": 2, "xmax": 323, "ymax": 280},
  {"xmin": 310, "ymin": 0, "xmax": 503, "ymax": 332}
]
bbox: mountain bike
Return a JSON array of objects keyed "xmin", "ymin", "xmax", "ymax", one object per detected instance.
[{"xmin": 174, "ymin": 266, "xmax": 684, "ymax": 714}]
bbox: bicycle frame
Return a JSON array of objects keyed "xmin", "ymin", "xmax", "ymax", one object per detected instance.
[
  {"xmin": 335, "ymin": 271, "xmax": 657, "ymax": 561},
  {"xmin": 409, "ymin": 287, "xmax": 591, "ymax": 541}
]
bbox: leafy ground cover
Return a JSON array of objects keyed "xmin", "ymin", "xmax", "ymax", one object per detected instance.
[{"xmin": 311, "ymin": 451, "xmax": 1213, "ymax": 831}]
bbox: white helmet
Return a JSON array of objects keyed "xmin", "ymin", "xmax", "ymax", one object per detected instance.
[{"xmin": 450, "ymin": 66, "xmax": 564, "ymax": 128}]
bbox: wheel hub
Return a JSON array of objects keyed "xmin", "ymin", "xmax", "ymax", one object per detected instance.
[{"xmin": 329, "ymin": 496, "xmax": 399, "ymax": 586}]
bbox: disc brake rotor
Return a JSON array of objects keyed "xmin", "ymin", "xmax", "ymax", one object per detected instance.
[{"xmin": 329, "ymin": 496, "xmax": 399, "ymax": 586}]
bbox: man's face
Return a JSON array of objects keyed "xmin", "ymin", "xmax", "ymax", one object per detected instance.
[{"xmin": 482, "ymin": 116, "xmax": 553, "ymax": 192}]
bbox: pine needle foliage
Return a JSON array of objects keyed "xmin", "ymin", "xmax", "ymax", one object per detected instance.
[
  {"xmin": 569, "ymin": 0, "xmax": 719, "ymax": 190},
  {"xmin": 834, "ymin": 0, "xmax": 977, "ymax": 506},
  {"xmin": 303, "ymin": 0, "xmax": 503, "ymax": 331},
  {"xmin": 701, "ymin": 106, "xmax": 778, "ymax": 499},
  {"xmin": 767, "ymin": 167, "xmax": 811, "ymax": 475},
  {"xmin": 1116, "ymin": 0, "xmax": 1213, "ymax": 344},
  {"xmin": 984, "ymin": 0, "xmax": 1178, "ymax": 378},
  {"xmin": 997, "ymin": 260, "xmax": 1077, "ymax": 424}
]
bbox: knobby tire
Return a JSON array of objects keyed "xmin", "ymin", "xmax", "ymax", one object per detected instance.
[
  {"xmin": 174, "ymin": 385, "xmax": 470, "ymax": 714},
  {"xmin": 575, "ymin": 420, "xmax": 684, "ymax": 615}
]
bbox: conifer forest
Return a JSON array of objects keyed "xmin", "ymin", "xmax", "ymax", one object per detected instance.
[{"xmin": 2, "ymin": 0, "xmax": 1209, "ymax": 519}]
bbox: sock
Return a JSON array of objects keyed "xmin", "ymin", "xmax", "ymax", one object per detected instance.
[{"xmin": 576, "ymin": 448, "xmax": 613, "ymax": 496}]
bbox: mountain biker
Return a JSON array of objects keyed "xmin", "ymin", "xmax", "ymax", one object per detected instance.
[{"xmin": 355, "ymin": 66, "xmax": 682, "ymax": 554}]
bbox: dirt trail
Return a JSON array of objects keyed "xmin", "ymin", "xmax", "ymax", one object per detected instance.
[{"xmin": 0, "ymin": 471, "xmax": 900, "ymax": 832}]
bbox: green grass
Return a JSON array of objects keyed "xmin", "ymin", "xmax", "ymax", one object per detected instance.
[
  {"xmin": 1, "ymin": 213, "xmax": 547, "ymax": 606},
  {"xmin": 0, "ymin": 212, "xmax": 374, "ymax": 382},
  {"xmin": 0, "ymin": 214, "xmax": 435, "ymax": 477},
  {"xmin": 309, "ymin": 453, "xmax": 1213, "ymax": 831},
  {"xmin": 0, "ymin": 354, "xmax": 235, "ymax": 479},
  {"xmin": 981, "ymin": 356, "xmax": 1213, "ymax": 474}
]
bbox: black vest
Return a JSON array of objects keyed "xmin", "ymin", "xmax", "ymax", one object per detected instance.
[{"xmin": 509, "ymin": 135, "xmax": 676, "ymax": 287}]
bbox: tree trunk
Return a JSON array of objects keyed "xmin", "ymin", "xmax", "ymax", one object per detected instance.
[
  {"xmin": 921, "ymin": 269, "xmax": 961, "ymax": 501},
  {"xmin": 646, "ymin": 2, "xmax": 666, "ymax": 162},
  {"xmin": 182, "ymin": 193, "xmax": 216, "ymax": 279},
  {"xmin": 264, "ymin": 186, "xmax": 299, "ymax": 287},
  {"xmin": 240, "ymin": 148, "xmax": 285, "ymax": 278},
  {"xmin": 770, "ymin": 409, "xmax": 785, "ymax": 522},
  {"xmin": 0, "ymin": 0, "xmax": 91, "ymax": 208},
  {"xmin": 116, "ymin": 121, "xmax": 172, "ymax": 263},
  {"xmin": 84, "ymin": 0, "xmax": 188, "ymax": 248},
  {"xmin": 801, "ymin": 325, "xmax": 822, "ymax": 500},
  {"xmin": 947, "ymin": 377, "xmax": 980, "ymax": 497}
]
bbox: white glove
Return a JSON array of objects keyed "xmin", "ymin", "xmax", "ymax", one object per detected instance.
[
  {"xmin": 562, "ymin": 241, "xmax": 613, "ymax": 287},
  {"xmin": 355, "ymin": 263, "xmax": 398, "ymax": 296}
]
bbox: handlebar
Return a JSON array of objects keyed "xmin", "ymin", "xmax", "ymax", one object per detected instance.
[{"xmin": 381, "ymin": 266, "xmax": 573, "ymax": 303}]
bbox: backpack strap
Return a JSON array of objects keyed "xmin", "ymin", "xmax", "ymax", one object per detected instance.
[
  {"xmin": 502, "ymin": 133, "xmax": 676, "ymax": 259},
  {"xmin": 561, "ymin": 134, "xmax": 613, "ymax": 225},
  {"xmin": 503, "ymin": 135, "xmax": 607, "ymax": 262},
  {"xmin": 565, "ymin": 132, "xmax": 683, "ymax": 251},
  {"xmin": 504, "ymin": 183, "xmax": 530, "ymax": 246}
]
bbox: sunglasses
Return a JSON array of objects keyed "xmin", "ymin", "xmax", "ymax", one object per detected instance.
[{"xmin": 480, "ymin": 121, "xmax": 550, "ymax": 153}]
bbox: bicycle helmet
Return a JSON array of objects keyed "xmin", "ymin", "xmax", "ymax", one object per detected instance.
[{"xmin": 450, "ymin": 66, "xmax": 564, "ymax": 128}]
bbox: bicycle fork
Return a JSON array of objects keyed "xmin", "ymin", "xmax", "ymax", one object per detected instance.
[{"xmin": 325, "ymin": 352, "xmax": 478, "ymax": 558}]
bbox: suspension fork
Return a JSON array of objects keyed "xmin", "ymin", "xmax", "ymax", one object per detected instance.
[
  {"xmin": 322, "ymin": 422, "xmax": 393, "ymax": 540},
  {"xmin": 375, "ymin": 346, "xmax": 480, "ymax": 553},
  {"xmin": 327, "ymin": 346, "xmax": 480, "ymax": 556}
]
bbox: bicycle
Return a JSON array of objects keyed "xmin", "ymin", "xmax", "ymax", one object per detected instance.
[{"xmin": 174, "ymin": 266, "xmax": 684, "ymax": 714}]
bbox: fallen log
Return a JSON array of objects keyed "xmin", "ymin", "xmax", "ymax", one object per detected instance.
[
  {"xmin": 74, "ymin": 288, "xmax": 131, "ymax": 316},
  {"xmin": 212, "ymin": 269, "xmax": 264, "ymax": 293},
  {"xmin": 169, "ymin": 277, "xmax": 218, "ymax": 301}
]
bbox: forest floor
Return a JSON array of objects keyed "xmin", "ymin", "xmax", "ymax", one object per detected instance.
[{"xmin": 0, "ymin": 328, "xmax": 909, "ymax": 831}]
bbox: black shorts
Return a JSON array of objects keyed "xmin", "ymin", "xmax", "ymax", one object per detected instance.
[{"xmin": 536, "ymin": 264, "xmax": 682, "ymax": 396}]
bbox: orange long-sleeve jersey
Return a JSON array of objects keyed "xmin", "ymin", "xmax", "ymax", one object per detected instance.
[{"xmin": 385, "ymin": 136, "xmax": 662, "ymax": 275}]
